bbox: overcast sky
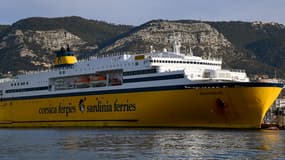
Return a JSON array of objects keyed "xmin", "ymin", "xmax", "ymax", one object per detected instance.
[{"xmin": 0, "ymin": 0, "xmax": 284, "ymax": 25}]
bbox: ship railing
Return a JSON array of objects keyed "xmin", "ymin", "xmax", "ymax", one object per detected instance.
[
  {"xmin": 18, "ymin": 68, "xmax": 52, "ymax": 76},
  {"xmin": 0, "ymin": 78, "xmax": 13, "ymax": 83},
  {"xmin": 229, "ymin": 69, "xmax": 246, "ymax": 73},
  {"xmin": 147, "ymin": 52, "xmax": 222, "ymax": 61},
  {"xmin": 14, "ymin": 51, "xmax": 225, "ymax": 77},
  {"xmin": 15, "ymin": 52, "xmax": 141, "ymax": 77},
  {"xmin": 79, "ymin": 52, "xmax": 174, "ymax": 66},
  {"xmin": 78, "ymin": 51, "xmax": 150, "ymax": 62},
  {"xmin": 202, "ymin": 57, "xmax": 223, "ymax": 61},
  {"xmin": 63, "ymin": 51, "xmax": 223, "ymax": 63}
]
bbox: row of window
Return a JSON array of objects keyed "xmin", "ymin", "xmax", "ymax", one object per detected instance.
[
  {"xmin": 5, "ymin": 86, "xmax": 48, "ymax": 93},
  {"xmin": 96, "ymin": 61, "xmax": 141, "ymax": 69},
  {"xmin": 57, "ymin": 61, "xmax": 143, "ymax": 75},
  {"xmin": 123, "ymin": 68, "xmax": 156, "ymax": 76},
  {"xmin": 11, "ymin": 81, "xmax": 29, "ymax": 87},
  {"xmin": 150, "ymin": 60, "xmax": 220, "ymax": 66},
  {"xmin": 59, "ymin": 70, "xmax": 66, "ymax": 75}
]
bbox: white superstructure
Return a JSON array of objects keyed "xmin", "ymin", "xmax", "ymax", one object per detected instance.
[
  {"xmin": 149, "ymin": 51, "xmax": 248, "ymax": 82},
  {"xmin": 0, "ymin": 42, "xmax": 249, "ymax": 100}
]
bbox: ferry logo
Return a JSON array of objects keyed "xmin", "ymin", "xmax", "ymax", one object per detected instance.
[{"xmin": 79, "ymin": 98, "xmax": 86, "ymax": 113}]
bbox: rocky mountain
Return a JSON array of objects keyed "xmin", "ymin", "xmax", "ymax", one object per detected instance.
[
  {"xmin": 100, "ymin": 20, "xmax": 230, "ymax": 54},
  {"xmin": 1, "ymin": 17, "xmax": 285, "ymax": 79},
  {"xmin": 99, "ymin": 20, "xmax": 285, "ymax": 78},
  {"xmin": 0, "ymin": 16, "xmax": 132, "ymax": 75},
  {"xmin": 98, "ymin": 20, "xmax": 239, "ymax": 64},
  {"xmin": 99, "ymin": 20, "xmax": 285, "ymax": 77}
]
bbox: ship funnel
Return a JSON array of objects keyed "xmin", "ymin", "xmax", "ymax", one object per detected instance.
[{"xmin": 54, "ymin": 45, "xmax": 78, "ymax": 67}]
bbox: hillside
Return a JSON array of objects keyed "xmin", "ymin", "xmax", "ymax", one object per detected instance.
[
  {"xmin": 99, "ymin": 20, "xmax": 285, "ymax": 78},
  {"xmin": 0, "ymin": 16, "xmax": 132, "ymax": 46},
  {"xmin": 0, "ymin": 17, "xmax": 132, "ymax": 75},
  {"xmin": 0, "ymin": 25, "xmax": 10, "ymax": 33},
  {"xmin": 208, "ymin": 21, "xmax": 285, "ymax": 76}
]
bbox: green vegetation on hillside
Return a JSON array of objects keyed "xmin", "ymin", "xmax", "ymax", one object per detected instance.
[
  {"xmin": 208, "ymin": 21, "xmax": 285, "ymax": 77},
  {"xmin": 1, "ymin": 16, "xmax": 132, "ymax": 46},
  {"xmin": 0, "ymin": 25, "xmax": 10, "ymax": 33}
]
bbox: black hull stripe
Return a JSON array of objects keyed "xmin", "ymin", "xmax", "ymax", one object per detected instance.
[
  {"xmin": 1, "ymin": 82, "xmax": 283, "ymax": 101},
  {"xmin": 4, "ymin": 74, "xmax": 184, "ymax": 94},
  {"xmin": 5, "ymin": 86, "xmax": 48, "ymax": 93},
  {"xmin": 123, "ymin": 74, "xmax": 184, "ymax": 83}
]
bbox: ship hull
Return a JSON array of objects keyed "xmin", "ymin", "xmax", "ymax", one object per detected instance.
[{"xmin": 0, "ymin": 83, "xmax": 282, "ymax": 128}]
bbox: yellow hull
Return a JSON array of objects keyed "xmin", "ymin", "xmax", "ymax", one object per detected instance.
[{"xmin": 0, "ymin": 84, "xmax": 282, "ymax": 128}]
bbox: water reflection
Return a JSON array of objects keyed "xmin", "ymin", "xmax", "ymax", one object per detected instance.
[
  {"xmin": 0, "ymin": 129, "xmax": 285, "ymax": 159},
  {"xmin": 255, "ymin": 130, "xmax": 285, "ymax": 159},
  {"xmin": 57, "ymin": 129, "xmax": 157, "ymax": 159}
]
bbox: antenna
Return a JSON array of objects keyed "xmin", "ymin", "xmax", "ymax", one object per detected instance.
[
  {"xmin": 208, "ymin": 52, "xmax": 212, "ymax": 59},
  {"xmin": 274, "ymin": 70, "xmax": 277, "ymax": 79},
  {"xmin": 150, "ymin": 45, "xmax": 154, "ymax": 53},
  {"xmin": 171, "ymin": 32, "xmax": 181, "ymax": 54},
  {"xmin": 188, "ymin": 40, "xmax": 193, "ymax": 56},
  {"xmin": 189, "ymin": 48, "xmax": 193, "ymax": 56}
]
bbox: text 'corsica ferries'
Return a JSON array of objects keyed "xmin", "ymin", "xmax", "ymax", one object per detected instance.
[{"xmin": 0, "ymin": 42, "xmax": 283, "ymax": 128}]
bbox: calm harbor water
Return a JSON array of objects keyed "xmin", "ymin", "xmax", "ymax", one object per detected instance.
[{"xmin": 0, "ymin": 128, "xmax": 284, "ymax": 159}]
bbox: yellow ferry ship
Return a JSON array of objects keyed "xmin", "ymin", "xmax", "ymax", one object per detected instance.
[{"xmin": 0, "ymin": 42, "xmax": 283, "ymax": 128}]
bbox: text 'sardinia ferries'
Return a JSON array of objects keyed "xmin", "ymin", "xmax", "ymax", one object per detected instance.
[{"xmin": 0, "ymin": 42, "xmax": 283, "ymax": 128}]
